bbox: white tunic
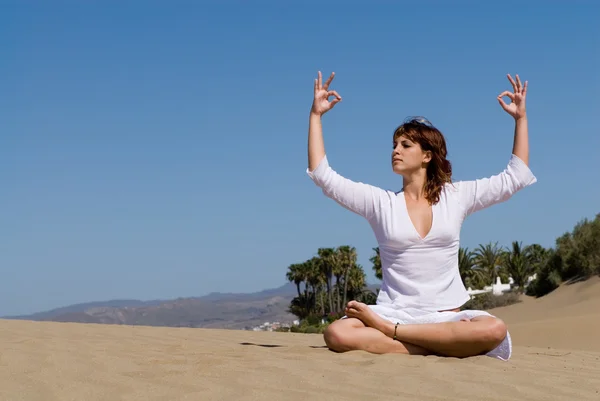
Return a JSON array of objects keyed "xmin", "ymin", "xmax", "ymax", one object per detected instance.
[{"xmin": 307, "ymin": 153, "xmax": 537, "ymax": 313}]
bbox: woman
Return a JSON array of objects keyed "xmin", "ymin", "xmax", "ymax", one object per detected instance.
[{"xmin": 307, "ymin": 71, "xmax": 536, "ymax": 361}]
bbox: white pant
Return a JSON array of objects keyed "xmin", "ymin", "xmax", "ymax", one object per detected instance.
[{"xmin": 350, "ymin": 304, "xmax": 512, "ymax": 361}]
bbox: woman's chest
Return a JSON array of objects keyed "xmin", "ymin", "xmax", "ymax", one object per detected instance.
[{"xmin": 376, "ymin": 194, "xmax": 462, "ymax": 249}]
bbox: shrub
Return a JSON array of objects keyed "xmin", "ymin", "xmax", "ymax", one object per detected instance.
[
  {"xmin": 526, "ymin": 249, "xmax": 563, "ymax": 297},
  {"xmin": 461, "ymin": 292, "xmax": 521, "ymax": 311}
]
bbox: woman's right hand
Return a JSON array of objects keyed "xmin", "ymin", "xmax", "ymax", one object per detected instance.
[{"xmin": 311, "ymin": 71, "xmax": 342, "ymax": 116}]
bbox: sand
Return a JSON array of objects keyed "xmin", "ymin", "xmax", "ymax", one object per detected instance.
[{"xmin": 2, "ymin": 278, "xmax": 599, "ymax": 401}]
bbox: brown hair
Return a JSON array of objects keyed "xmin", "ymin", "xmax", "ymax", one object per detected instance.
[{"xmin": 393, "ymin": 116, "xmax": 452, "ymax": 205}]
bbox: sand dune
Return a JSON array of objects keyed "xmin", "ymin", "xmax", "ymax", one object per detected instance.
[
  {"xmin": 492, "ymin": 276, "xmax": 600, "ymax": 352},
  {"xmin": 2, "ymin": 278, "xmax": 600, "ymax": 401}
]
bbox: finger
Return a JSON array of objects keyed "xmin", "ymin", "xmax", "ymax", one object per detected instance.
[
  {"xmin": 328, "ymin": 90, "xmax": 342, "ymax": 100},
  {"xmin": 507, "ymin": 74, "xmax": 517, "ymax": 92},
  {"xmin": 498, "ymin": 90, "xmax": 515, "ymax": 102},
  {"xmin": 323, "ymin": 72, "xmax": 335, "ymax": 90},
  {"xmin": 328, "ymin": 90, "xmax": 342, "ymax": 106},
  {"xmin": 498, "ymin": 91, "xmax": 515, "ymax": 104},
  {"xmin": 516, "ymin": 74, "xmax": 522, "ymax": 92},
  {"xmin": 522, "ymin": 80, "xmax": 528, "ymax": 96},
  {"xmin": 318, "ymin": 71, "xmax": 322, "ymax": 89},
  {"xmin": 497, "ymin": 96, "xmax": 511, "ymax": 112}
]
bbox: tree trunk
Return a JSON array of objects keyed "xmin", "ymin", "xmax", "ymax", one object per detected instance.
[
  {"xmin": 320, "ymin": 287, "xmax": 325, "ymax": 316},
  {"xmin": 327, "ymin": 276, "xmax": 333, "ymax": 314},
  {"xmin": 335, "ymin": 276, "xmax": 341, "ymax": 313},
  {"xmin": 342, "ymin": 266, "xmax": 350, "ymax": 308}
]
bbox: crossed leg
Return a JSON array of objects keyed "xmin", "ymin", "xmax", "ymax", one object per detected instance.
[
  {"xmin": 387, "ymin": 315, "xmax": 508, "ymax": 358},
  {"xmin": 324, "ymin": 302, "xmax": 508, "ymax": 358},
  {"xmin": 323, "ymin": 317, "xmax": 431, "ymax": 355}
]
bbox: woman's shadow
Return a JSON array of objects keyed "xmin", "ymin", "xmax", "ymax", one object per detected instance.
[{"xmin": 239, "ymin": 342, "xmax": 327, "ymax": 349}]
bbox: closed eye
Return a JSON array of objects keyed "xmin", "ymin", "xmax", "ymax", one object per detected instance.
[{"xmin": 394, "ymin": 140, "xmax": 412, "ymax": 149}]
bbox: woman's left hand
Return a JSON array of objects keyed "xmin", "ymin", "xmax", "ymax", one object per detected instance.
[{"xmin": 498, "ymin": 74, "xmax": 527, "ymax": 120}]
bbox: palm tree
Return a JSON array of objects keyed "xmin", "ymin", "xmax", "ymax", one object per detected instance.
[
  {"xmin": 345, "ymin": 263, "xmax": 367, "ymax": 302},
  {"xmin": 473, "ymin": 242, "xmax": 505, "ymax": 285},
  {"xmin": 503, "ymin": 241, "xmax": 534, "ymax": 292},
  {"xmin": 331, "ymin": 249, "xmax": 346, "ymax": 313},
  {"xmin": 370, "ymin": 247, "xmax": 382, "ymax": 280},
  {"xmin": 458, "ymin": 247, "xmax": 487, "ymax": 289},
  {"xmin": 305, "ymin": 257, "xmax": 325, "ymax": 315},
  {"xmin": 337, "ymin": 245, "xmax": 358, "ymax": 309},
  {"xmin": 285, "ymin": 263, "xmax": 303, "ymax": 298},
  {"xmin": 458, "ymin": 247, "xmax": 473, "ymax": 285},
  {"xmin": 457, "ymin": 247, "xmax": 472, "ymax": 287},
  {"xmin": 317, "ymin": 247, "xmax": 336, "ymax": 313},
  {"xmin": 286, "ymin": 261, "xmax": 316, "ymax": 316},
  {"xmin": 524, "ymin": 243, "xmax": 549, "ymax": 273}
]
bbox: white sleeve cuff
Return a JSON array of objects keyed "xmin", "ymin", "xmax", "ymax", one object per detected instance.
[
  {"xmin": 306, "ymin": 155, "xmax": 330, "ymax": 184},
  {"xmin": 508, "ymin": 154, "xmax": 537, "ymax": 187}
]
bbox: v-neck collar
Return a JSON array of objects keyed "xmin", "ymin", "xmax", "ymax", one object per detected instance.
[{"xmin": 400, "ymin": 191, "xmax": 435, "ymax": 241}]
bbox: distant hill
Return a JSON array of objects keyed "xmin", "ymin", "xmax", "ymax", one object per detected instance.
[
  {"xmin": 5, "ymin": 299, "xmax": 166, "ymax": 321},
  {"xmin": 3, "ymin": 283, "xmax": 300, "ymax": 330}
]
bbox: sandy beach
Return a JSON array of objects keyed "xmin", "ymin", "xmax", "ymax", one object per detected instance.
[{"xmin": 2, "ymin": 277, "xmax": 599, "ymax": 401}]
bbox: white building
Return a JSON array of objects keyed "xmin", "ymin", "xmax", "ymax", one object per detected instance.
[{"xmin": 467, "ymin": 274, "xmax": 536, "ymax": 297}]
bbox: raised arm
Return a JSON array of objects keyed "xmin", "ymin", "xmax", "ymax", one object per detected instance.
[
  {"xmin": 499, "ymin": 74, "xmax": 529, "ymax": 165},
  {"xmin": 459, "ymin": 74, "xmax": 537, "ymax": 216},
  {"xmin": 308, "ymin": 71, "xmax": 340, "ymax": 171},
  {"xmin": 307, "ymin": 71, "xmax": 388, "ymax": 222}
]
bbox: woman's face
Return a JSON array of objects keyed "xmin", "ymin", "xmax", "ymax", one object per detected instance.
[{"xmin": 391, "ymin": 135, "xmax": 431, "ymax": 176}]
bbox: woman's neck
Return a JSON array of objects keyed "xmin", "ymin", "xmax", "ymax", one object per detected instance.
[{"xmin": 402, "ymin": 171, "xmax": 427, "ymax": 201}]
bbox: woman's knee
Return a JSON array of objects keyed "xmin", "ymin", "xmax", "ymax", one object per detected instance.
[
  {"xmin": 480, "ymin": 318, "xmax": 508, "ymax": 346},
  {"xmin": 323, "ymin": 319, "xmax": 359, "ymax": 352}
]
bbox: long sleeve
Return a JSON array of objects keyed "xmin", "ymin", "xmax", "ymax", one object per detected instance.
[
  {"xmin": 307, "ymin": 155, "xmax": 389, "ymax": 222},
  {"xmin": 457, "ymin": 154, "xmax": 537, "ymax": 216}
]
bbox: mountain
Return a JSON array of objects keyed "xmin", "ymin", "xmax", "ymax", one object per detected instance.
[
  {"xmin": 3, "ymin": 283, "xmax": 299, "ymax": 330},
  {"xmin": 5, "ymin": 299, "xmax": 166, "ymax": 321}
]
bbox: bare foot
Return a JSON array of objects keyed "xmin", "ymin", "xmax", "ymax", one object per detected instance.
[{"xmin": 345, "ymin": 301, "xmax": 389, "ymax": 329}]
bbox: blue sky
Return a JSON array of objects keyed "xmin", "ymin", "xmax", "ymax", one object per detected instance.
[{"xmin": 1, "ymin": 2, "xmax": 598, "ymax": 316}]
